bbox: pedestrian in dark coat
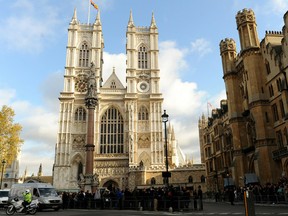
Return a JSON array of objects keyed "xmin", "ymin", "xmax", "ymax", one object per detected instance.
[
  {"xmin": 197, "ymin": 185, "xmax": 203, "ymax": 210},
  {"xmin": 193, "ymin": 189, "xmax": 198, "ymax": 210}
]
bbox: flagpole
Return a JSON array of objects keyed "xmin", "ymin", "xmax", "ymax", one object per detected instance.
[{"xmin": 87, "ymin": 0, "xmax": 91, "ymax": 24}]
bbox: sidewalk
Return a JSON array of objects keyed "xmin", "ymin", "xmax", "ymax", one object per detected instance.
[{"xmin": 203, "ymin": 198, "xmax": 288, "ymax": 207}]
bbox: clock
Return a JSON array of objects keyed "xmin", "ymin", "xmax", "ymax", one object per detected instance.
[
  {"xmin": 137, "ymin": 81, "xmax": 149, "ymax": 93},
  {"xmin": 75, "ymin": 79, "xmax": 88, "ymax": 92}
]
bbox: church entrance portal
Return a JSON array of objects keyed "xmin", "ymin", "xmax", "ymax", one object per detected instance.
[{"xmin": 103, "ymin": 180, "xmax": 119, "ymax": 191}]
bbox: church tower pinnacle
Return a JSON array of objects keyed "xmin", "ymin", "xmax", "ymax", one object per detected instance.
[{"xmin": 236, "ymin": 8, "xmax": 260, "ymax": 50}]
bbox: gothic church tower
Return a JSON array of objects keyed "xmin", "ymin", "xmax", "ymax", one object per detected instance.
[
  {"xmin": 53, "ymin": 9, "xmax": 172, "ymax": 191},
  {"xmin": 220, "ymin": 9, "xmax": 277, "ymax": 184}
]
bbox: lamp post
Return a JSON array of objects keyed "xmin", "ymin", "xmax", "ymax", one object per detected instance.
[
  {"xmin": 0, "ymin": 159, "xmax": 6, "ymax": 189},
  {"xmin": 161, "ymin": 110, "xmax": 170, "ymax": 187}
]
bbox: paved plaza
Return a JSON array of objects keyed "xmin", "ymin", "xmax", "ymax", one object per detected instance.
[{"xmin": 1, "ymin": 201, "xmax": 288, "ymax": 216}]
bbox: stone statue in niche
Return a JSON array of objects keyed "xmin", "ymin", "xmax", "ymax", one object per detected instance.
[{"xmin": 86, "ymin": 62, "xmax": 97, "ymax": 98}]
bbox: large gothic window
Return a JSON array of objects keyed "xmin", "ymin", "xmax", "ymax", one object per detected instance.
[
  {"xmin": 75, "ymin": 107, "xmax": 86, "ymax": 121},
  {"xmin": 79, "ymin": 42, "xmax": 89, "ymax": 67},
  {"xmin": 138, "ymin": 106, "xmax": 149, "ymax": 120},
  {"xmin": 138, "ymin": 45, "xmax": 148, "ymax": 69},
  {"xmin": 100, "ymin": 107, "xmax": 124, "ymax": 154}
]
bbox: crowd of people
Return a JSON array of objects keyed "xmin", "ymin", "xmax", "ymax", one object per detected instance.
[
  {"xmin": 212, "ymin": 176, "xmax": 288, "ymax": 205},
  {"xmin": 60, "ymin": 185, "xmax": 204, "ymax": 211}
]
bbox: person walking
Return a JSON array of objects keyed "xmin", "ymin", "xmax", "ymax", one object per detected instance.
[
  {"xmin": 229, "ymin": 188, "xmax": 235, "ymax": 205},
  {"xmin": 93, "ymin": 188, "xmax": 101, "ymax": 209},
  {"xmin": 193, "ymin": 189, "xmax": 198, "ymax": 210},
  {"xmin": 197, "ymin": 185, "xmax": 203, "ymax": 210}
]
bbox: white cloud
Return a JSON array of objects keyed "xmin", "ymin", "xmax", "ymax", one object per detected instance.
[
  {"xmin": 0, "ymin": 89, "xmax": 16, "ymax": 105},
  {"xmin": 0, "ymin": 87, "xmax": 58, "ymax": 176},
  {"xmin": 0, "ymin": 0, "xmax": 64, "ymax": 53},
  {"xmin": 190, "ymin": 38, "xmax": 213, "ymax": 58},
  {"xmin": 268, "ymin": 0, "xmax": 288, "ymax": 14},
  {"xmin": 40, "ymin": 71, "xmax": 63, "ymax": 112},
  {"xmin": 102, "ymin": 52, "xmax": 127, "ymax": 85}
]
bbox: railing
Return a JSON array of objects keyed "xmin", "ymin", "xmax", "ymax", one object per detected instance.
[{"xmin": 63, "ymin": 196, "xmax": 203, "ymax": 211}]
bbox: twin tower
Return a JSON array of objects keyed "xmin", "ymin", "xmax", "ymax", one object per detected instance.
[{"xmin": 52, "ymin": 9, "xmax": 184, "ymax": 192}]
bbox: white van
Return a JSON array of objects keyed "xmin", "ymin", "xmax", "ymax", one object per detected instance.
[
  {"xmin": 9, "ymin": 183, "xmax": 62, "ymax": 211},
  {"xmin": 0, "ymin": 189, "xmax": 10, "ymax": 208}
]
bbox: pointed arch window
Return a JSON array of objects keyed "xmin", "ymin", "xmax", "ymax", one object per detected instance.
[
  {"xmin": 79, "ymin": 42, "xmax": 90, "ymax": 67},
  {"xmin": 265, "ymin": 60, "xmax": 271, "ymax": 75},
  {"xmin": 100, "ymin": 107, "xmax": 124, "ymax": 154},
  {"xmin": 188, "ymin": 176, "xmax": 193, "ymax": 183},
  {"xmin": 201, "ymin": 175, "xmax": 206, "ymax": 183},
  {"xmin": 138, "ymin": 106, "xmax": 149, "ymax": 120},
  {"xmin": 151, "ymin": 177, "xmax": 156, "ymax": 185},
  {"xmin": 138, "ymin": 45, "xmax": 148, "ymax": 69},
  {"xmin": 75, "ymin": 107, "xmax": 86, "ymax": 121}
]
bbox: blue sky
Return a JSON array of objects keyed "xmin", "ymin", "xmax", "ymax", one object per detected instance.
[{"xmin": 0, "ymin": 0, "xmax": 287, "ymax": 176}]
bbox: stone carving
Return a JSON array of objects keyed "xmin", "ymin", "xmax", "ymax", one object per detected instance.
[
  {"xmin": 72, "ymin": 134, "xmax": 86, "ymax": 151},
  {"xmin": 95, "ymin": 160, "xmax": 129, "ymax": 168},
  {"xmin": 86, "ymin": 62, "xmax": 97, "ymax": 99},
  {"xmin": 138, "ymin": 134, "xmax": 150, "ymax": 148}
]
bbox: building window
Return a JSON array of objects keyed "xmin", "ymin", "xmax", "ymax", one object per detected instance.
[
  {"xmin": 280, "ymin": 100, "xmax": 285, "ymax": 118},
  {"xmin": 188, "ymin": 176, "xmax": 193, "ymax": 183},
  {"xmin": 276, "ymin": 130, "xmax": 284, "ymax": 148},
  {"xmin": 138, "ymin": 106, "xmax": 149, "ymax": 120},
  {"xmin": 277, "ymin": 79, "xmax": 282, "ymax": 92},
  {"xmin": 151, "ymin": 177, "xmax": 156, "ymax": 185},
  {"xmin": 75, "ymin": 107, "xmax": 86, "ymax": 121},
  {"xmin": 138, "ymin": 45, "xmax": 148, "ymax": 69},
  {"xmin": 201, "ymin": 175, "xmax": 206, "ymax": 183},
  {"xmin": 272, "ymin": 104, "xmax": 279, "ymax": 121},
  {"xmin": 79, "ymin": 42, "xmax": 89, "ymax": 67},
  {"xmin": 207, "ymin": 135, "xmax": 211, "ymax": 143},
  {"xmin": 100, "ymin": 107, "xmax": 124, "ymax": 154},
  {"xmin": 284, "ymin": 128, "xmax": 288, "ymax": 146},
  {"xmin": 269, "ymin": 85, "xmax": 274, "ymax": 97},
  {"xmin": 215, "ymin": 140, "xmax": 221, "ymax": 152},
  {"xmin": 110, "ymin": 80, "xmax": 116, "ymax": 89},
  {"xmin": 265, "ymin": 60, "xmax": 271, "ymax": 75}
]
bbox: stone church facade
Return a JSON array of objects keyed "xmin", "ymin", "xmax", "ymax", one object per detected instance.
[
  {"xmin": 53, "ymin": 9, "xmax": 205, "ymax": 192},
  {"xmin": 199, "ymin": 9, "xmax": 288, "ymax": 192}
]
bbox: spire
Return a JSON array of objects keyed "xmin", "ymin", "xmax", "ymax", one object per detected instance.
[
  {"xmin": 37, "ymin": 163, "xmax": 42, "ymax": 177},
  {"xmin": 150, "ymin": 12, "xmax": 157, "ymax": 28},
  {"xmin": 70, "ymin": 8, "xmax": 78, "ymax": 24},
  {"xmin": 94, "ymin": 9, "xmax": 102, "ymax": 26},
  {"xmin": 128, "ymin": 10, "xmax": 134, "ymax": 27},
  {"xmin": 171, "ymin": 126, "xmax": 175, "ymax": 140},
  {"xmin": 113, "ymin": 66, "xmax": 115, "ymax": 73}
]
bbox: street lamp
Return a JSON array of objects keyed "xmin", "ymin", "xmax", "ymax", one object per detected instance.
[
  {"xmin": 0, "ymin": 159, "xmax": 6, "ymax": 189},
  {"xmin": 161, "ymin": 110, "xmax": 170, "ymax": 187}
]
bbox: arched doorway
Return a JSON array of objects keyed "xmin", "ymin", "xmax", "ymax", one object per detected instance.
[{"xmin": 103, "ymin": 180, "xmax": 119, "ymax": 191}]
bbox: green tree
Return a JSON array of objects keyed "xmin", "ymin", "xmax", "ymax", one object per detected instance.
[{"xmin": 0, "ymin": 105, "xmax": 24, "ymax": 165}]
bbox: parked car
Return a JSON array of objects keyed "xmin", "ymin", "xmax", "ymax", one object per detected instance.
[{"xmin": 0, "ymin": 189, "xmax": 10, "ymax": 208}]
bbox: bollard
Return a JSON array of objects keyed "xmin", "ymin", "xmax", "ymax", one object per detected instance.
[
  {"xmin": 244, "ymin": 190, "xmax": 255, "ymax": 216},
  {"xmin": 169, "ymin": 207, "xmax": 173, "ymax": 212}
]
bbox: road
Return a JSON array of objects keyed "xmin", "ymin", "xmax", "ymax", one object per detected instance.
[{"xmin": 0, "ymin": 201, "xmax": 288, "ymax": 215}]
